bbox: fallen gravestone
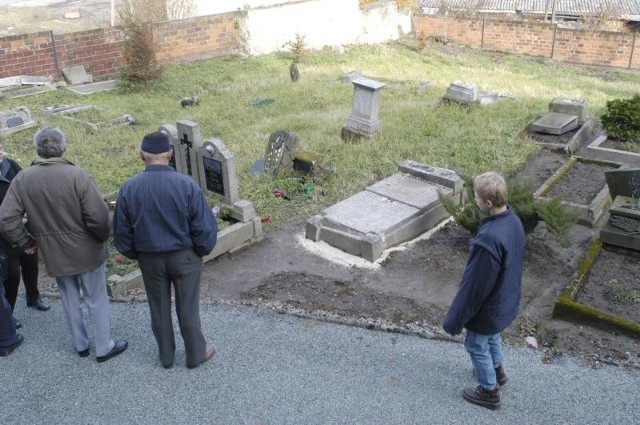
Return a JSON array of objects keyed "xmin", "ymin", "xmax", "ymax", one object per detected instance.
[
  {"xmin": 0, "ymin": 107, "xmax": 36, "ymax": 136},
  {"xmin": 600, "ymin": 168, "xmax": 640, "ymax": 251}
]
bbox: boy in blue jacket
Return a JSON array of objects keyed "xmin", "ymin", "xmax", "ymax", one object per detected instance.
[{"xmin": 443, "ymin": 171, "xmax": 526, "ymax": 410}]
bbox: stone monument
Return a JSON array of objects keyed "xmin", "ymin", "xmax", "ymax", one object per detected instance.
[
  {"xmin": 0, "ymin": 107, "xmax": 36, "ymax": 136},
  {"xmin": 600, "ymin": 168, "xmax": 640, "ymax": 251},
  {"xmin": 341, "ymin": 77, "xmax": 385, "ymax": 141}
]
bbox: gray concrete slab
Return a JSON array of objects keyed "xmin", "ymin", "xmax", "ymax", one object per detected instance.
[
  {"xmin": 531, "ymin": 112, "xmax": 578, "ymax": 135},
  {"xmin": 367, "ymin": 173, "xmax": 443, "ymax": 210},
  {"xmin": 322, "ymin": 190, "xmax": 419, "ymax": 235},
  {"xmin": 67, "ymin": 80, "xmax": 117, "ymax": 95},
  {"xmin": 62, "ymin": 64, "xmax": 93, "ymax": 85}
]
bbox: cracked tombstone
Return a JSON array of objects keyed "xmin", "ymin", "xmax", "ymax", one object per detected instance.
[{"xmin": 262, "ymin": 130, "xmax": 300, "ymax": 179}]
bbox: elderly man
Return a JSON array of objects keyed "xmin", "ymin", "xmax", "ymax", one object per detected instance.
[
  {"xmin": 113, "ymin": 131, "xmax": 217, "ymax": 369},
  {"xmin": 0, "ymin": 127, "xmax": 127, "ymax": 362}
]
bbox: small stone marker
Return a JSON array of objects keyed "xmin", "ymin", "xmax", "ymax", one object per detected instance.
[
  {"xmin": 0, "ymin": 107, "xmax": 36, "ymax": 136},
  {"xmin": 444, "ymin": 80, "xmax": 477, "ymax": 103},
  {"xmin": 341, "ymin": 77, "xmax": 385, "ymax": 141},
  {"xmin": 531, "ymin": 112, "xmax": 578, "ymax": 135},
  {"xmin": 62, "ymin": 65, "xmax": 93, "ymax": 85}
]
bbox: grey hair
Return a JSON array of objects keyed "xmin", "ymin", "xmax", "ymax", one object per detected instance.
[{"xmin": 33, "ymin": 127, "xmax": 67, "ymax": 159}]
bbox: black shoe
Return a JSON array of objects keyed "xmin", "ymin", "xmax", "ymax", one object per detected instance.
[
  {"xmin": 462, "ymin": 385, "xmax": 500, "ymax": 410},
  {"xmin": 13, "ymin": 317, "xmax": 22, "ymax": 329},
  {"xmin": 495, "ymin": 365, "xmax": 508, "ymax": 387},
  {"xmin": 78, "ymin": 348, "xmax": 90, "ymax": 358},
  {"xmin": 27, "ymin": 298, "xmax": 50, "ymax": 311},
  {"xmin": 163, "ymin": 363, "xmax": 174, "ymax": 369},
  {"xmin": 96, "ymin": 340, "xmax": 128, "ymax": 363},
  {"xmin": 187, "ymin": 345, "xmax": 215, "ymax": 369},
  {"xmin": 0, "ymin": 334, "xmax": 24, "ymax": 357}
]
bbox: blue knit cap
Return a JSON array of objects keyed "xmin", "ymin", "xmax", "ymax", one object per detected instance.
[{"xmin": 141, "ymin": 131, "xmax": 171, "ymax": 153}]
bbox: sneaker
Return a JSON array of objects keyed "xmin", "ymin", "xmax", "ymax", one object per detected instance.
[
  {"xmin": 495, "ymin": 365, "xmax": 508, "ymax": 387},
  {"xmin": 462, "ymin": 385, "xmax": 500, "ymax": 410}
]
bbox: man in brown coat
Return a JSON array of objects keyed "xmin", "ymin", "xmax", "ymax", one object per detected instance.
[{"xmin": 0, "ymin": 127, "xmax": 127, "ymax": 362}]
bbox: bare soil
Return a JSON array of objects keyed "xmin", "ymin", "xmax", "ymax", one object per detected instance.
[{"xmin": 194, "ymin": 147, "xmax": 640, "ymax": 370}]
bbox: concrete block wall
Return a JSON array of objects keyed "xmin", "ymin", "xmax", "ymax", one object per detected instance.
[{"xmin": 413, "ymin": 14, "xmax": 640, "ymax": 70}]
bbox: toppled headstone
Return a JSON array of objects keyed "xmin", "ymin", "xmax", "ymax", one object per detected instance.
[
  {"xmin": 444, "ymin": 80, "xmax": 477, "ymax": 103},
  {"xmin": 62, "ymin": 65, "xmax": 93, "ymax": 85},
  {"xmin": 292, "ymin": 150, "xmax": 333, "ymax": 180},
  {"xmin": 0, "ymin": 107, "xmax": 36, "ymax": 136},
  {"xmin": 263, "ymin": 130, "xmax": 300, "ymax": 179},
  {"xmin": 531, "ymin": 112, "xmax": 578, "ymax": 135}
]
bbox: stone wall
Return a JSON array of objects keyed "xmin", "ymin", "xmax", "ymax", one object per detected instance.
[{"xmin": 413, "ymin": 14, "xmax": 640, "ymax": 70}]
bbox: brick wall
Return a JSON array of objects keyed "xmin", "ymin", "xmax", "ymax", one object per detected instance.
[
  {"xmin": 413, "ymin": 14, "xmax": 640, "ymax": 70},
  {"xmin": 0, "ymin": 13, "xmax": 241, "ymax": 80}
]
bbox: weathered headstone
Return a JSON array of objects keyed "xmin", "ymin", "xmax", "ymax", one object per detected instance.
[
  {"xmin": 341, "ymin": 77, "xmax": 385, "ymax": 141},
  {"xmin": 600, "ymin": 168, "xmax": 640, "ymax": 251},
  {"xmin": 0, "ymin": 107, "xmax": 36, "ymax": 136},
  {"xmin": 550, "ymin": 98, "xmax": 588, "ymax": 124},
  {"xmin": 264, "ymin": 130, "xmax": 300, "ymax": 179},
  {"xmin": 292, "ymin": 150, "xmax": 333, "ymax": 180},
  {"xmin": 157, "ymin": 124, "xmax": 181, "ymax": 172},
  {"xmin": 531, "ymin": 112, "xmax": 578, "ymax": 135},
  {"xmin": 443, "ymin": 80, "xmax": 477, "ymax": 104},
  {"xmin": 196, "ymin": 138, "xmax": 239, "ymax": 205},
  {"xmin": 62, "ymin": 65, "xmax": 93, "ymax": 85},
  {"xmin": 175, "ymin": 120, "xmax": 202, "ymax": 181}
]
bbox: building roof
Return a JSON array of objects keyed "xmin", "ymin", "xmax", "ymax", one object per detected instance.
[{"xmin": 419, "ymin": 1, "xmax": 640, "ymax": 21}]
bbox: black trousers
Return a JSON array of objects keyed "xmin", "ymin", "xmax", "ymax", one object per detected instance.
[
  {"xmin": 2, "ymin": 252, "xmax": 39, "ymax": 311},
  {"xmin": 138, "ymin": 248, "xmax": 206, "ymax": 367}
]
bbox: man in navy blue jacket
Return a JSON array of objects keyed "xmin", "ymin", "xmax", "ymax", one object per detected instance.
[
  {"xmin": 113, "ymin": 131, "xmax": 217, "ymax": 369},
  {"xmin": 443, "ymin": 171, "xmax": 526, "ymax": 410}
]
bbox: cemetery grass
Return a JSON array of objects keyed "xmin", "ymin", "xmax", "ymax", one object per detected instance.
[{"xmin": 4, "ymin": 40, "xmax": 640, "ymax": 368}]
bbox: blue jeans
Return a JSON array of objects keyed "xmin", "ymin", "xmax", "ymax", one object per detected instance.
[{"xmin": 464, "ymin": 329, "xmax": 503, "ymax": 391}]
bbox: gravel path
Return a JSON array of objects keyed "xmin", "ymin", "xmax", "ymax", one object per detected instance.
[{"xmin": 3, "ymin": 298, "xmax": 639, "ymax": 424}]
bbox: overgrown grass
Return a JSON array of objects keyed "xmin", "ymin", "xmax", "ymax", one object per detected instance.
[{"xmin": 2, "ymin": 39, "xmax": 639, "ymax": 228}]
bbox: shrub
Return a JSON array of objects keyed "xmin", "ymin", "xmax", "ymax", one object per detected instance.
[
  {"xmin": 600, "ymin": 94, "xmax": 640, "ymax": 143},
  {"xmin": 440, "ymin": 175, "xmax": 576, "ymax": 246},
  {"xmin": 118, "ymin": 5, "xmax": 163, "ymax": 89}
]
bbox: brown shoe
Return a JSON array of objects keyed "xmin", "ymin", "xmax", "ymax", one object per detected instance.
[
  {"xmin": 187, "ymin": 345, "xmax": 215, "ymax": 369},
  {"xmin": 462, "ymin": 385, "xmax": 500, "ymax": 410}
]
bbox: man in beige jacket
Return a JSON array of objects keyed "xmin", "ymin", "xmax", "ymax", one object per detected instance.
[{"xmin": 0, "ymin": 127, "xmax": 127, "ymax": 362}]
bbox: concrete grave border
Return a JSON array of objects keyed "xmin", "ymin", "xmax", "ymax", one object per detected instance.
[
  {"xmin": 534, "ymin": 156, "xmax": 622, "ymax": 228},
  {"xmin": 553, "ymin": 238, "xmax": 640, "ymax": 337}
]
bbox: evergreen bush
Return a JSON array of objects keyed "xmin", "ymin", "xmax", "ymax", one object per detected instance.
[{"xmin": 600, "ymin": 94, "xmax": 640, "ymax": 143}]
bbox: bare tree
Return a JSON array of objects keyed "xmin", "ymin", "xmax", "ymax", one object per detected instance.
[{"xmin": 121, "ymin": 0, "xmax": 196, "ymax": 23}]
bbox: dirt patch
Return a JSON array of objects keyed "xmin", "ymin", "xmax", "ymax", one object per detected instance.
[
  {"xmin": 577, "ymin": 245, "xmax": 640, "ymax": 324},
  {"xmin": 544, "ymin": 160, "xmax": 613, "ymax": 205}
]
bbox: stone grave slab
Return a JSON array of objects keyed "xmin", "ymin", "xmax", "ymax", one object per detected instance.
[
  {"xmin": 0, "ymin": 107, "xmax": 36, "ymax": 136},
  {"xmin": 444, "ymin": 80, "xmax": 477, "ymax": 103},
  {"xmin": 531, "ymin": 112, "xmax": 578, "ymax": 135},
  {"xmin": 306, "ymin": 162, "xmax": 463, "ymax": 261},
  {"xmin": 67, "ymin": 80, "xmax": 117, "ymax": 95},
  {"xmin": 62, "ymin": 65, "xmax": 93, "ymax": 85},
  {"xmin": 367, "ymin": 173, "xmax": 449, "ymax": 210}
]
